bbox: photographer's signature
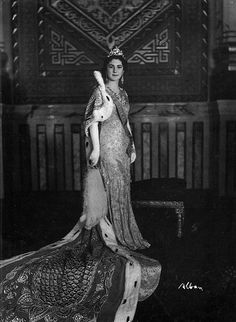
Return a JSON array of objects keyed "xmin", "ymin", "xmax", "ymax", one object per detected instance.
[{"xmin": 178, "ymin": 282, "xmax": 203, "ymax": 291}]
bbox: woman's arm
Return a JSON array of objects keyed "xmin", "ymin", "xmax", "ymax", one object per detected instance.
[
  {"xmin": 89, "ymin": 122, "xmax": 100, "ymax": 167},
  {"xmin": 127, "ymin": 119, "xmax": 132, "ymax": 136},
  {"xmin": 127, "ymin": 119, "xmax": 136, "ymax": 164}
]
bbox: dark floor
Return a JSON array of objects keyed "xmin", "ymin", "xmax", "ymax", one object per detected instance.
[{"xmin": 1, "ymin": 190, "xmax": 236, "ymax": 321}]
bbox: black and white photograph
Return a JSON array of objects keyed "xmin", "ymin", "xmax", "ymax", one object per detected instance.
[{"xmin": 0, "ymin": 0, "xmax": 236, "ymax": 321}]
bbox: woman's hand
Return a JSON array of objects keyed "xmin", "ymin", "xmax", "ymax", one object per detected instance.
[
  {"xmin": 130, "ymin": 151, "xmax": 136, "ymax": 164},
  {"xmin": 89, "ymin": 149, "xmax": 100, "ymax": 167}
]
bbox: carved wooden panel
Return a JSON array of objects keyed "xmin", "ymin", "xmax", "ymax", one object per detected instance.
[
  {"xmin": 142, "ymin": 123, "xmax": 152, "ymax": 180},
  {"xmin": 4, "ymin": 101, "xmax": 236, "ymax": 197},
  {"xmin": 192, "ymin": 122, "xmax": 204, "ymax": 189},
  {"xmin": 176, "ymin": 122, "xmax": 186, "ymax": 180},
  {"xmin": 11, "ymin": 0, "xmax": 208, "ymax": 104},
  {"xmin": 226, "ymin": 121, "xmax": 236, "ymax": 194}
]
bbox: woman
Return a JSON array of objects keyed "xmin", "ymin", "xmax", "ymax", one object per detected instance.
[
  {"xmin": 0, "ymin": 47, "xmax": 161, "ymax": 322},
  {"xmin": 83, "ymin": 47, "xmax": 150, "ymax": 250}
]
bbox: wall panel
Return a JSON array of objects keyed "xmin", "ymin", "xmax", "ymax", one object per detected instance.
[
  {"xmin": 37, "ymin": 124, "xmax": 48, "ymax": 191},
  {"xmin": 226, "ymin": 121, "xmax": 236, "ymax": 194},
  {"xmin": 159, "ymin": 123, "xmax": 169, "ymax": 178},
  {"xmin": 0, "ymin": 105, "xmax": 4, "ymax": 199},
  {"xmin": 71, "ymin": 124, "xmax": 82, "ymax": 191},
  {"xmin": 54, "ymin": 124, "xmax": 65, "ymax": 191},
  {"xmin": 19, "ymin": 124, "xmax": 31, "ymax": 191},
  {"xmin": 3, "ymin": 101, "xmax": 236, "ymax": 196},
  {"xmin": 176, "ymin": 122, "xmax": 186, "ymax": 180},
  {"xmin": 10, "ymin": 0, "xmax": 208, "ymax": 104},
  {"xmin": 213, "ymin": 100, "xmax": 236, "ymax": 196},
  {"xmin": 142, "ymin": 123, "xmax": 152, "ymax": 180},
  {"xmin": 192, "ymin": 122, "xmax": 204, "ymax": 189}
]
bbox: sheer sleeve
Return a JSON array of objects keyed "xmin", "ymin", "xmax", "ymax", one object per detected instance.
[
  {"xmin": 84, "ymin": 87, "xmax": 103, "ymax": 137},
  {"xmin": 123, "ymin": 89, "xmax": 130, "ymax": 113}
]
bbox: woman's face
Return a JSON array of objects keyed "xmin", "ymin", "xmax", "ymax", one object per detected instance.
[{"xmin": 106, "ymin": 58, "xmax": 124, "ymax": 82}]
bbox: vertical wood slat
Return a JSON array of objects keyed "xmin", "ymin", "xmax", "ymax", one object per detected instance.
[
  {"xmin": 30, "ymin": 122, "xmax": 38, "ymax": 191},
  {"xmin": 203, "ymin": 121, "xmax": 210, "ymax": 189},
  {"xmin": 226, "ymin": 121, "xmax": 236, "ymax": 194},
  {"xmin": 13, "ymin": 122, "xmax": 20, "ymax": 191},
  {"xmin": 130, "ymin": 122, "xmax": 135, "ymax": 182},
  {"xmin": 219, "ymin": 118, "xmax": 226, "ymax": 196},
  {"xmin": 142, "ymin": 123, "xmax": 152, "ymax": 180},
  {"xmin": 0, "ymin": 105, "xmax": 3, "ymax": 198},
  {"xmin": 3, "ymin": 121, "xmax": 14, "ymax": 193},
  {"xmin": 186, "ymin": 122, "xmax": 193, "ymax": 189},
  {"xmin": 47, "ymin": 121, "xmax": 55, "ymax": 191},
  {"xmin": 192, "ymin": 122, "xmax": 204, "ymax": 189},
  {"xmin": 54, "ymin": 124, "xmax": 65, "ymax": 191},
  {"xmin": 209, "ymin": 106, "xmax": 219, "ymax": 192},
  {"xmin": 71, "ymin": 124, "xmax": 81, "ymax": 191},
  {"xmin": 80, "ymin": 127, "xmax": 86, "ymax": 185},
  {"xmin": 37, "ymin": 124, "xmax": 48, "ymax": 191},
  {"xmin": 134, "ymin": 122, "xmax": 142, "ymax": 181},
  {"xmin": 169, "ymin": 122, "xmax": 176, "ymax": 178},
  {"xmin": 176, "ymin": 122, "xmax": 186, "ymax": 180},
  {"xmin": 19, "ymin": 124, "xmax": 31, "ymax": 191},
  {"xmin": 152, "ymin": 123, "xmax": 159, "ymax": 178},
  {"xmin": 64, "ymin": 122, "xmax": 73, "ymax": 191},
  {"xmin": 158, "ymin": 123, "xmax": 169, "ymax": 178}
]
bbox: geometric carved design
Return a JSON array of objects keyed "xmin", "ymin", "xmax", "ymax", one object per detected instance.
[
  {"xmin": 50, "ymin": 30, "xmax": 94, "ymax": 65},
  {"xmin": 128, "ymin": 28, "xmax": 170, "ymax": 64},
  {"xmin": 49, "ymin": 0, "xmax": 172, "ymax": 51},
  {"xmin": 11, "ymin": 0, "xmax": 209, "ymax": 103},
  {"xmin": 72, "ymin": 0, "xmax": 146, "ymax": 30}
]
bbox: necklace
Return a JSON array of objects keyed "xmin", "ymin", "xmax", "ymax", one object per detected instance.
[
  {"xmin": 106, "ymin": 86, "xmax": 122, "ymax": 100},
  {"xmin": 106, "ymin": 86, "xmax": 121, "ymax": 96}
]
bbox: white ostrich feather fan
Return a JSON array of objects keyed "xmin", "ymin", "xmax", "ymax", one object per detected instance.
[{"xmin": 93, "ymin": 70, "xmax": 113, "ymax": 121}]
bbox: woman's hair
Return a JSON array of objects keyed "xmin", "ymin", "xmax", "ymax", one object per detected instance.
[{"xmin": 101, "ymin": 54, "xmax": 128, "ymax": 82}]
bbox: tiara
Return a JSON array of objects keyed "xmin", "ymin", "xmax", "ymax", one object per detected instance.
[{"xmin": 107, "ymin": 46, "xmax": 125, "ymax": 58}]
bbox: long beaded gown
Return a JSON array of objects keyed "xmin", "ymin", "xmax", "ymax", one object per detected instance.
[{"xmin": 0, "ymin": 86, "xmax": 161, "ymax": 322}]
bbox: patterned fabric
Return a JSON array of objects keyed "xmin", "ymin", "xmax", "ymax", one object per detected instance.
[
  {"xmin": 84, "ymin": 87, "xmax": 104, "ymax": 137},
  {"xmin": 106, "ymin": 87, "xmax": 135, "ymax": 159},
  {"xmin": 0, "ymin": 86, "xmax": 162, "ymax": 321},
  {"xmin": 0, "ymin": 228, "xmax": 125, "ymax": 321}
]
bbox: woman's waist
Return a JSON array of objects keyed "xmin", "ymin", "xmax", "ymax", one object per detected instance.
[
  {"xmin": 100, "ymin": 121, "xmax": 127, "ymax": 137},
  {"xmin": 101, "ymin": 116, "xmax": 123, "ymax": 127}
]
